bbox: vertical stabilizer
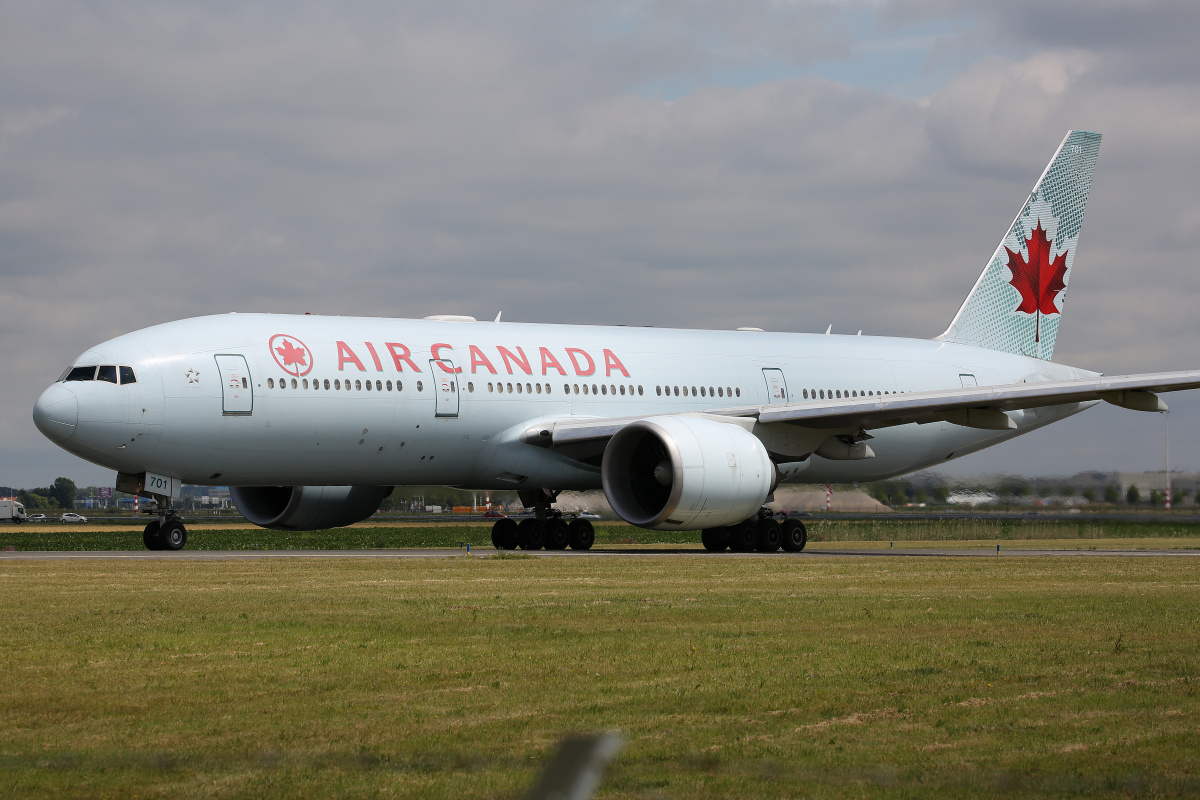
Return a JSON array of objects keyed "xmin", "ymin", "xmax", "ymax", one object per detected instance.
[{"xmin": 937, "ymin": 130, "xmax": 1101, "ymax": 360}]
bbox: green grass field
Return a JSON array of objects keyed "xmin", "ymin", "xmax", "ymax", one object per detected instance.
[{"xmin": 2, "ymin": 554, "xmax": 1198, "ymax": 798}]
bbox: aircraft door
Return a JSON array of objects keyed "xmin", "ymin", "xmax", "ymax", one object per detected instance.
[
  {"xmin": 215, "ymin": 354, "xmax": 254, "ymax": 415},
  {"xmin": 430, "ymin": 360, "xmax": 460, "ymax": 417},
  {"xmin": 762, "ymin": 368, "xmax": 788, "ymax": 404}
]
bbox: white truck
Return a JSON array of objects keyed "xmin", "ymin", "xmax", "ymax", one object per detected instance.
[{"xmin": 1, "ymin": 499, "xmax": 28, "ymax": 523}]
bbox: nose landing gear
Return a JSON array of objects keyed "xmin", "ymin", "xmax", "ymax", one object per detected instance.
[{"xmin": 142, "ymin": 506, "xmax": 188, "ymax": 551}]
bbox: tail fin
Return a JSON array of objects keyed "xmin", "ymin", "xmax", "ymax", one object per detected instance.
[{"xmin": 937, "ymin": 130, "xmax": 1101, "ymax": 360}]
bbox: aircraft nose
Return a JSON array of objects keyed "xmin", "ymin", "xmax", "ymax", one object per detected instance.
[{"xmin": 33, "ymin": 384, "xmax": 78, "ymax": 443}]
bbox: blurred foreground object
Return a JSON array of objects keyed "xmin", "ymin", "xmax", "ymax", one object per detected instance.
[{"xmin": 525, "ymin": 732, "xmax": 624, "ymax": 800}]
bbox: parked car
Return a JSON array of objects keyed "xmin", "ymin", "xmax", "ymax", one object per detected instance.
[
  {"xmin": 482, "ymin": 510, "xmax": 507, "ymax": 518},
  {"xmin": 28, "ymin": 513, "xmax": 47, "ymax": 522},
  {"xmin": 60, "ymin": 512, "xmax": 88, "ymax": 523}
]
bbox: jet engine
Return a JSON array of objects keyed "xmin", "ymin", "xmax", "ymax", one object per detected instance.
[
  {"xmin": 230, "ymin": 485, "xmax": 392, "ymax": 530},
  {"xmin": 601, "ymin": 415, "xmax": 776, "ymax": 530}
]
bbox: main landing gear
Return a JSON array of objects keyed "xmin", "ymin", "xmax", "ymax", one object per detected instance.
[
  {"xmin": 143, "ymin": 507, "xmax": 188, "ymax": 551},
  {"xmin": 701, "ymin": 509, "xmax": 807, "ymax": 554},
  {"xmin": 490, "ymin": 489, "xmax": 595, "ymax": 551}
]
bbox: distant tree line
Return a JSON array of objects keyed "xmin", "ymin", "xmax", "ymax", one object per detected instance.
[{"xmin": 16, "ymin": 477, "xmax": 77, "ymax": 510}]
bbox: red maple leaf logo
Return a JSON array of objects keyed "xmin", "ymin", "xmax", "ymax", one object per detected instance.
[
  {"xmin": 1006, "ymin": 220, "xmax": 1068, "ymax": 317},
  {"xmin": 268, "ymin": 334, "xmax": 313, "ymax": 376},
  {"xmin": 275, "ymin": 339, "xmax": 308, "ymax": 368},
  {"xmin": 1005, "ymin": 220, "xmax": 1068, "ymax": 344}
]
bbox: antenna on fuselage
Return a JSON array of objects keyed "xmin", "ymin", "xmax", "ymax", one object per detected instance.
[
  {"xmin": 495, "ymin": 311, "xmax": 502, "ymax": 323},
  {"xmin": 825, "ymin": 324, "xmax": 832, "ymax": 334}
]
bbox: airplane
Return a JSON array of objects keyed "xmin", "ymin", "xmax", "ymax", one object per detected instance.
[{"xmin": 32, "ymin": 130, "xmax": 1200, "ymax": 552}]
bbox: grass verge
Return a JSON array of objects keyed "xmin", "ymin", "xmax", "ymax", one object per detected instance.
[{"xmin": 1, "ymin": 556, "xmax": 1198, "ymax": 798}]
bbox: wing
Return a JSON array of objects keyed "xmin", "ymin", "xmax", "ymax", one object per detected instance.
[{"xmin": 524, "ymin": 370, "xmax": 1200, "ymax": 461}]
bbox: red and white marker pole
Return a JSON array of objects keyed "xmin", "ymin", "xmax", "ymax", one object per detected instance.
[{"xmin": 825, "ymin": 483, "xmax": 832, "ymax": 512}]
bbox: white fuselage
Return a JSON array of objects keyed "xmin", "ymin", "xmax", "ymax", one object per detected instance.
[{"xmin": 35, "ymin": 313, "xmax": 1099, "ymax": 489}]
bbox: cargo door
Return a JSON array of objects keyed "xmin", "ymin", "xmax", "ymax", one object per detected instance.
[
  {"xmin": 215, "ymin": 354, "xmax": 253, "ymax": 415},
  {"xmin": 430, "ymin": 360, "xmax": 460, "ymax": 417},
  {"xmin": 762, "ymin": 368, "xmax": 789, "ymax": 404}
]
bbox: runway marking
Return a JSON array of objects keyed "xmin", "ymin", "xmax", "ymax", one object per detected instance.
[{"xmin": 1, "ymin": 548, "xmax": 1198, "ymax": 561}]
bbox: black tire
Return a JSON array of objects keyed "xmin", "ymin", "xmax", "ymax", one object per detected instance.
[
  {"xmin": 160, "ymin": 520, "xmax": 187, "ymax": 551},
  {"xmin": 567, "ymin": 519, "xmax": 595, "ymax": 550},
  {"xmin": 544, "ymin": 520, "xmax": 570, "ymax": 550},
  {"xmin": 491, "ymin": 518, "xmax": 519, "ymax": 550},
  {"xmin": 143, "ymin": 521, "xmax": 163, "ymax": 551},
  {"xmin": 781, "ymin": 519, "xmax": 808, "ymax": 552},
  {"xmin": 701, "ymin": 527, "xmax": 729, "ymax": 552},
  {"xmin": 517, "ymin": 518, "xmax": 546, "ymax": 550},
  {"xmin": 728, "ymin": 520, "xmax": 758, "ymax": 552},
  {"xmin": 756, "ymin": 518, "xmax": 782, "ymax": 552}
]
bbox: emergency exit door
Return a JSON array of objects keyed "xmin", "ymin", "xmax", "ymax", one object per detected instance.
[
  {"xmin": 214, "ymin": 354, "xmax": 253, "ymax": 415},
  {"xmin": 431, "ymin": 360, "xmax": 460, "ymax": 417},
  {"xmin": 762, "ymin": 368, "xmax": 789, "ymax": 403}
]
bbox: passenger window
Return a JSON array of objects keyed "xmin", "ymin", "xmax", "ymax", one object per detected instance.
[
  {"xmin": 268, "ymin": 378, "xmax": 275, "ymax": 389},
  {"xmin": 673, "ymin": 386, "xmax": 679, "ymax": 396},
  {"xmin": 545, "ymin": 384, "xmax": 551, "ymax": 394},
  {"xmin": 387, "ymin": 380, "xmax": 393, "ymax": 391},
  {"xmin": 620, "ymin": 385, "xmax": 625, "ymax": 396},
  {"xmin": 468, "ymin": 382, "xmax": 474, "ymax": 392},
  {"xmin": 356, "ymin": 380, "xmax": 362, "ymax": 390},
  {"xmin": 601, "ymin": 385, "xmax": 607, "ymax": 396},
  {"xmin": 656, "ymin": 386, "xmax": 662, "ymax": 396},
  {"xmin": 574, "ymin": 384, "xmax": 580, "ymax": 394},
  {"xmin": 638, "ymin": 386, "xmax": 643, "ymax": 395},
  {"xmin": 334, "ymin": 379, "xmax": 341, "ymax": 390},
  {"xmin": 507, "ymin": 382, "xmax": 514, "ymax": 393},
  {"xmin": 592, "ymin": 384, "xmax": 598, "ymax": 395},
  {"xmin": 417, "ymin": 381, "xmax": 423, "ymax": 391},
  {"xmin": 397, "ymin": 381, "xmax": 403, "ymax": 391},
  {"xmin": 119, "ymin": 366, "xmax": 136, "ymax": 384},
  {"xmin": 735, "ymin": 388, "xmax": 741, "ymax": 397},
  {"xmin": 66, "ymin": 366, "xmax": 96, "ymax": 381},
  {"xmin": 366, "ymin": 380, "xmax": 372, "ymax": 391},
  {"xmin": 376, "ymin": 380, "xmax": 382, "ymax": 391},
  {"xmin": 726, "ymin": 387, "xmax": 732, "ymax": 397},
  {"xmin": 325, "ymin": 379, "xmax": 331, "ymax": 390}
]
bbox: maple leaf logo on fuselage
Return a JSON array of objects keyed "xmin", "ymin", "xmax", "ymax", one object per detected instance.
[
  {"xmin": 1005, "ymin": 219, "xmax": 1068, "ymax": 342},
  {"xmin": 275, "ymin": 339, "xmax": 307, "ymax": 368},
  {"xmin": 268, "ymin": 334, "xmax": 314, "ymax": 377}
]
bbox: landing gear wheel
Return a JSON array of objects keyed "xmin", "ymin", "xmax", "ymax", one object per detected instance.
[
  {"xmin": 544, "ymin": 520, "xmax": 570, "ymax": 550},
  {"xmin": 756, "ymin": 518, "xmax": 782, "ymax": 552},
  {"xmin": 728, "ymin": 520, "xmax": 758, "ymax": 552},
  {"xmin": 517, "ymin": 518, "xmax": 546, "ymax": 550},
  {"xmin": 701, "ymin": 527, "xmax": 729, "ymax": 552},
  {"xmin": 567, "ymin": 519, "xmax": 595, "ymax": 550},
  {"xmin": 491, "ymin": 518, "xmax": 519, "ymax": 549},
  {"xmin": 781, "ymin": 519, "xmax": 808, "ymax": 552},
  {"xmin": 159, "ymin": 519, "xmax": 187, "ymax": 551},
  {"xmin": 143, "ymin": 521, "xmax": 163, "ymax": 551}
]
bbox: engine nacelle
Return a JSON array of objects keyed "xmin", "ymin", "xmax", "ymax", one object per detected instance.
[
  {"xmin": 230, "ymin": 485, "xmax": 392, "ymax": 531},
  {"xmin": 601, "ymin": 415, "xmax": 776, "ymax": 530}
]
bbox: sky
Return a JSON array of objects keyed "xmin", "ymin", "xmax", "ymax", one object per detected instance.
[{"xmin": 2, "ymin": 0, "xmax": 1199, "ymax": 489}]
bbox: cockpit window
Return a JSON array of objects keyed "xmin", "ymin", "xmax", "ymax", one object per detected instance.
[
  {"xmin": 96, "ymin": 365, "xmax": 118, "ymax": 384},
  {"xmin": 65, "ymin": 366, "xmax": 97, "ymax": 382},
  {"xmin": 119, "ymin": 366, "xmax": 136, "ymax": 384}
]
